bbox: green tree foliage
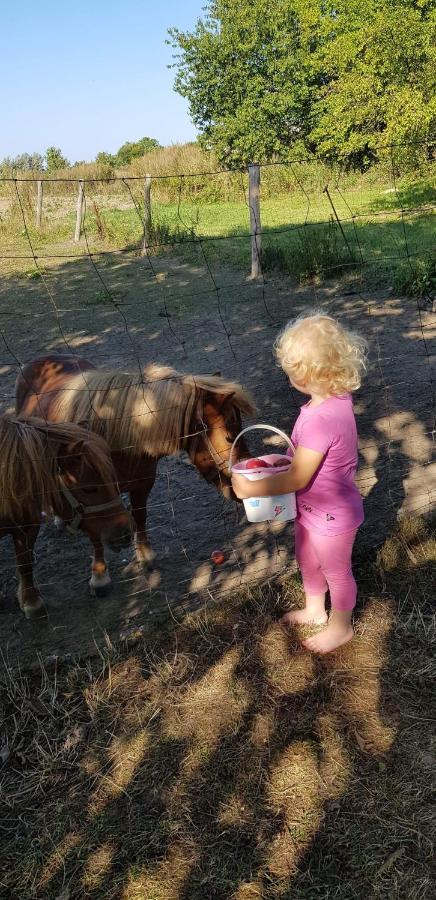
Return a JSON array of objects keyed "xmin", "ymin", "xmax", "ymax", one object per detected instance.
[
  {"xmin": 45, "ymin": 147, "xmax": 70, "ymax": 171},
  {"xmin": 169, "ymin": 0, "xmax": 435, "ymax": 167},
  {"xmin": 109, "ymin": 137, "xmax": 162, "ymax": 168},
  {"xmin": 0, "ymin": 152, "xmax": 44, "ymax": 173},
  {"xmin": 95, "ymin": 138, "xmax": 161, "ymax": 168},
  {"xmin": 311, "ymin": 0, "xmax": 436, "ymax": 168},
  {"xmin": 95, "ymin": 151, "xmax": 115, "ymax": 168}
]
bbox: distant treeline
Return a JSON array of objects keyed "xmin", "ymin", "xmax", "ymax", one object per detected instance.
[{"xmin": 0, "ymin": 137, "xmax": 161, "ymax": 175}]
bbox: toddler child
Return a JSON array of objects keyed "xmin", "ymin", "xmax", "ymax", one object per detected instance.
[{"xmin": 232, "ymin": 311, "xmax": 367, "ymax": 653}]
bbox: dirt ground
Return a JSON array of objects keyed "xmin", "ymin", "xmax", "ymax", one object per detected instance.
[{"xmin": 0, "ymin": 251, "xmax": 434, "ymax": 668}]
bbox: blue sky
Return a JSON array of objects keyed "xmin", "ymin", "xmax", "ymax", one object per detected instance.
[{"xmin": 2, "ymin": 0, "xmax": 204, "ymax": 162}]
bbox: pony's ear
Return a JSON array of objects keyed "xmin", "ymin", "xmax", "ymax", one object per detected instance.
[
  {"xmin": 77, "ymin": 419, "xmax": 91, "ymax": 431},
  {"xmin": 212, "ymin": 370, "xmax": 222, "ymax": 377},
  {"xmin": 58, "ymin": 439, "xmax": 85, "ymax": 477},
  {"xmin": 214, "ymin": 391, "xmax": 235, "ymax": 410}
]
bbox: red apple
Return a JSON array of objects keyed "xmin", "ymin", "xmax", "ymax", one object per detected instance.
[
  {"xmin": 272, "ymin": 456, "xmax": 290, "ymax": 467},
  {"xmin": 211, "ymin": 549, "xmax": 225, "ymax": 565},
  {"xmin": 244, "ymin": 458, "xmax": 270, "ymax": 469}
]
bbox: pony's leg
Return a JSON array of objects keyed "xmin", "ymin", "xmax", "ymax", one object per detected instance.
[
  {"xmin": 89, "ymin": 537, "xmax": 112, "ymax": 597},
  {"xmin": 130, "ymin": 483, "xmax": 155, "ymax": 566},
  {"xmin": 13, "ymin": 527, "xmax": 44, "ymax": 618}
]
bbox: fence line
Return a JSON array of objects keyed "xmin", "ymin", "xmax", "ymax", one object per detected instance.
[
  {"xmin": 2, "ymin": 159, "xmax": 434, "ymax": 282},
  {"xmin": 0, "ymin": 138, "xmax": 434, "ymax": 622}
]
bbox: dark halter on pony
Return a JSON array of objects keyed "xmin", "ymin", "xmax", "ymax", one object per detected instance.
[{"xmin": 58, "ymin": 478, "xmax": 125, "ymax": 535}]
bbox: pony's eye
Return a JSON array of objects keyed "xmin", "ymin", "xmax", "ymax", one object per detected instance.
[{"xmin": 81, "ymin": 486, "xmax": 98, "ymax": 495}]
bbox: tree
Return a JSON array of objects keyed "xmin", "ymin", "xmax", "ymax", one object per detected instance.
[
  {"xmin": 95, "ymin": 151, "xmax": 115, "ymax": 167},
  {"xmin": 0, "ymin": 152, "xmax": 44, "ymax": 172},
  {"xmin": 113, "ymin": 137, "xmax": 161, "ymax": 167},
  {"xmin": 45, "ymin": 147, "xmax": 70, "ymax": 171},
  {"xmin": 169, "ymin": 0, "xmax": 321, "ymax": 167},
  {"xmin": 309, "ymin": 0, "xmax": 436, "ymax": 168},
  {"xmin": 169, "ymin": 0, "xmax": 435, "ymax": 167}
]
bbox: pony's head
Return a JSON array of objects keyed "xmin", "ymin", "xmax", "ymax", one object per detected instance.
[
  {"xmin": 51, "ymin": 425, "xmax": 133, "ymax": 552},
  {"xmin": 0, "ymin": 417, "xmax": 132, "ymax": 551},
  {"xmin": 181, "ymin": 372, "xmax": 256, "ymax": 500}
]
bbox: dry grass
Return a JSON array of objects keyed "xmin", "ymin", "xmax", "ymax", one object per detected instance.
[{"xmin": 0, "ymin": 516, "xmax": 435, "ymax": 900}]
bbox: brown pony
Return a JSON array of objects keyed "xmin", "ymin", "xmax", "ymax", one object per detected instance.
[
  {"xmin": 0, "ymin": 416, "xmax": 132, "ymax": 617},
  {"xmin": 16, "ymin": 355, "xmax": 256, "ymax": 591}
]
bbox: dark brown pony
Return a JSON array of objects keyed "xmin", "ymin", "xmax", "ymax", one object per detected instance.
[
  {"xmin": 0, "ymin": 416, "xmax": 132, "ymax": 617},
  {"xmin": 16, "ymin": 355, "xmax": 256, "ymax": 591}
]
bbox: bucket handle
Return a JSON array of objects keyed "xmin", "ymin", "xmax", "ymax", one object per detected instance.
[{"xmin": 229, "ymin": 424, "xmax": 296, "ymax": 472}]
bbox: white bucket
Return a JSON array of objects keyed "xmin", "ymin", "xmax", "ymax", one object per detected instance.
[{"xmin": 230, "ymin": 424, "xmax": 297, "ymax": 524}]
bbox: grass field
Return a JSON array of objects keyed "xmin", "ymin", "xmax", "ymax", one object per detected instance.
[
  {"xmin": 1, "ymin": 171, "xmax": 434, "ymax": 296},
  {"xmin": 1, "ymin": 516, "xmax": 435, "ymax": 899}
]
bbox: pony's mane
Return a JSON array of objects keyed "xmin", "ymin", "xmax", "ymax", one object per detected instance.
[
  {"xmin": 52, "ymin": 364, "xmax": 256, "ymax": 456},
  {"xmin": 0, "ymin": 416, "xmax": 115, "ymax": 522}
]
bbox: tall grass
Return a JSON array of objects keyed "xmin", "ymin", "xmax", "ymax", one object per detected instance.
[{"xmin": 1, "ymin": 141, "xmax": 434, "ymax": 205}]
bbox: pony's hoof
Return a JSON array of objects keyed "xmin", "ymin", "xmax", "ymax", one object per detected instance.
[
  {"xmin": 135, "ymin": 544, "xmax": 156, "ymax": 566},
  {"xmin": 90, "ymin": 570, "xmax": 112, "ymax": 598},
  {"xmin": 23, "ymin": 602, "xmax": 47, "ymax": 620}
]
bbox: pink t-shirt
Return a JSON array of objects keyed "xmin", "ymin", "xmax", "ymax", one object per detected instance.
[{"xmin": 288, "ymin": 394, "xmax": 364, "ymax": 536}]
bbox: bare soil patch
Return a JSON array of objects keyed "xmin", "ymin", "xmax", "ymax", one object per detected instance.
[{"xmin": 0, "ymin": 253, "xmax": 434, "ymax": 667}]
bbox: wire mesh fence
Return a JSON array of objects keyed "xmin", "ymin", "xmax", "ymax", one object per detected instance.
[{"xmin": 0, "ymin": 139, "xmax": 434, "ymax": 662}]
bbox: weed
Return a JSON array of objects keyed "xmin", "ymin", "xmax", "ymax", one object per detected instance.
[
  {"xmin": 262, "ymin": 218, "xmax": 356, "ymax": 282},
  {"xmin": 393, "ymin": 253, "xmax": 436, "ymax": 300}
]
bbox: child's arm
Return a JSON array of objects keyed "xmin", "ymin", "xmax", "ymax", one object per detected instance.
[{"xmin": 232, "ymin": 446, "xmax": 324, "ymax": 499}]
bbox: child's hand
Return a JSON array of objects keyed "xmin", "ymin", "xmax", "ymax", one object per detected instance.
[{"xmin": 231, "ymin": 473, "xmax": 255, "ymax": 499}]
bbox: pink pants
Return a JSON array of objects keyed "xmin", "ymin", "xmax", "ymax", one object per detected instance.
[{"xmin": 295, "ymin": 521, "xmax": 358, "ymax": 611}]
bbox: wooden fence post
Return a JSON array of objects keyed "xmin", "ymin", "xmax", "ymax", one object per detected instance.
[
  {"xmin": 142, "ymin": 174, "xmax": 152, "ymax": 255},
  {"xmin": 248, "ymin": 163, "xmax": 262, "ymax": 278},
  {"xmin": 35, "ymin": 180, "xmax": 43, "ymax": 228},
  {"xmin": 74, "ymin": 180, "xmax": 85, "ymax": 242}
]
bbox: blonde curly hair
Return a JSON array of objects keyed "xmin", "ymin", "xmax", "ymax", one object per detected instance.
[{"xmin": 274, "ymin": 311, "xmax": 367, "ymax": 395}]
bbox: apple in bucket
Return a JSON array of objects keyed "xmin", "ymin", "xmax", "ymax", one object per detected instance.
[{"xmin": 244, "ymin": 458, "xmax": 271, "ymax": 469}]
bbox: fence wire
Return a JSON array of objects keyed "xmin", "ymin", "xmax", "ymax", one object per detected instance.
[{"xmin": 0, "ymin": 140, "xmax": 434, "ymax": 648}]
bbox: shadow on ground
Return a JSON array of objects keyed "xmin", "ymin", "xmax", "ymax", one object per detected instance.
[
  {"xmin": 0, "ymin": 517, "xmax": 434, "ymax": 899},
  {"xmin": 0, "ymin": 244, "xmax": 434, "ymax": 667}
]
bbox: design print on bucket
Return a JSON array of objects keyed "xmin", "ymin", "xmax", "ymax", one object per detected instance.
[{"xmin": 274, "ymin": 504, "xmax": 286, "ymax": 518}]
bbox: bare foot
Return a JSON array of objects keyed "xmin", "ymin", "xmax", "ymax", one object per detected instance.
[
  {"xmin": 302, "ymin": 622, "xmax": 354, "ymax": 653},
  {"xmin": 281, "ymin": 608, "xmax": 328, "ymax": 627}
]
